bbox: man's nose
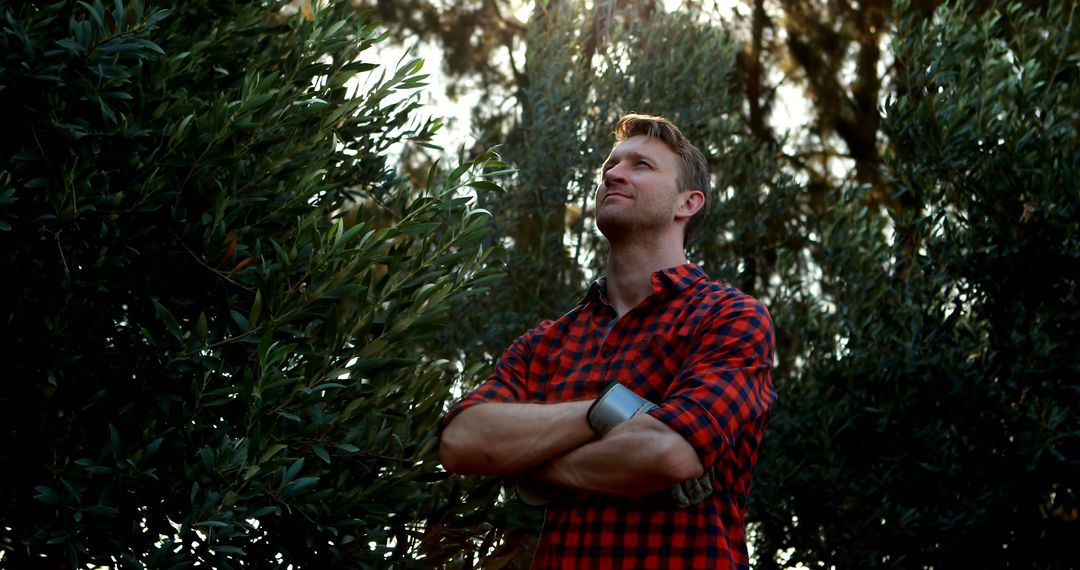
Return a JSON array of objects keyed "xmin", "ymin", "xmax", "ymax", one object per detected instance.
[{"xmin": 603, "ymin": 163, "xmax": 628, "ymax": 186}]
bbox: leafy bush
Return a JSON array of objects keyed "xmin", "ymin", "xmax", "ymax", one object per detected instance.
[
  {"xmin": 751, "ymin": 2, "xmax": 1079, "ymax": 567},
  {"xmin": 0, "ymin": 0, "xmax": 503, "ymax": 566}
]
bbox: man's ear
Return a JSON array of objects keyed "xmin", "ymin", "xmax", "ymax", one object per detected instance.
[{"xmin": 675, "ymin": 189, "xmax": 706, "ymax": 221}]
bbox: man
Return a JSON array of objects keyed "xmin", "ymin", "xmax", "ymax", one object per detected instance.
[{"xmin": 439, "ymin": 113, "xmax": 777, "ymax": 569}]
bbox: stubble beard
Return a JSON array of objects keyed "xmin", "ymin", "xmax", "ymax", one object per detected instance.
[{"xmin": 596, "ymin": 204, "xmax": 667, "ymax": 247}]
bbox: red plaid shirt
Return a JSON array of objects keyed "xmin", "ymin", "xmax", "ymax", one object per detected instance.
[{"xmin": 446, "ymin": 264, "xmax": 776, "ymax": 569}]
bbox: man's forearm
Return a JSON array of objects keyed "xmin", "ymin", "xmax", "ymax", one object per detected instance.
[
  {"xmin": 531, "ymin": 414, "xmax": 704, "ymax": 498},
  {"xmin": 439, "ymin": 400, "xmax": 596, "ymax": 477}
]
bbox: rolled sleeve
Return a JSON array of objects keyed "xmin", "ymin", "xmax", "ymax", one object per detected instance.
[
  {"xmin": 648, "ymin": 296, "xmax": 777, "ymax": 468},
  {"xmin": 441, "ymin": 320, "xmax": 554, "ymax": 427}
]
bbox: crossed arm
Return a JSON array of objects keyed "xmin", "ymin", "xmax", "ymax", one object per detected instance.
[{"xmin": 438, "ymin": 401, "xmax": 704, "ymax": 498}]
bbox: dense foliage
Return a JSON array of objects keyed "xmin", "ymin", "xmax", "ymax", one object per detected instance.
[
  {"xmin": 751, "ymin": 2, "xmax": 1079, "ymax": 567},
  {"xmin": 0, "ymin": 0, "xmax": 502, "ymax": 567},
  {"xmin": 2, "ymin": 0, "xmax": 1077, "ymax": 568}
]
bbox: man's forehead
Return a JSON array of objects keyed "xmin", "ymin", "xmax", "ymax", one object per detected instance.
[{"xmin": 605, "ymin": 135, "xmax": 677, "ymax": 163}]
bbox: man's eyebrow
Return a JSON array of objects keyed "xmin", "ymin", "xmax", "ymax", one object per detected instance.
[{"xmin": 603, "ymin": 150, "xmax": 653, "ymax": 168}]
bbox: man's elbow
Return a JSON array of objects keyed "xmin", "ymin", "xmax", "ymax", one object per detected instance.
[
  {"xmin": 439, "ymin": 421, "xmax": 501, "ymax": 475},
  {"xmin": 438, "ymin": 424, "xmax": 471, "ymax": 474}
]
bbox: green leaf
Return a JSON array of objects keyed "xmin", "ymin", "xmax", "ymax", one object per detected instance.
[
  {"xmin": 81, "ymin": 505, "xmax": 120, "ymax": 517},
  {"xmin": 465, "ymin": 180, "xmax": 503, "ymax": 192},
  {"xmin": 248, "ymin": 290, "xmax": 263, "ymax": 328},
  {"xmin": 33, "ymin": 486, "xmax": 62, "ymax": 506},
  {"xmin": 56, "ymin": 38, "xmax": 85, "ymax": 55},
  {"xmin": 259, "ymin": 444, "xmax": 288, "ymax": 463},
  {"xmin": 311, "ymin": 444, "xmax": 331, "ymax": 464},
  {"xmin": 195, "ymin": 311, "xmax": 208, "ymax": 343},
  {"xmin": 230, "ymin": 310, "xmax": 249, "ymax": 332},
  {"xmin": 283, "ymin": 458, "xmax": 305, "ymax": 485},
  {"xmin": 282, "ymin": 476, "xmax": 319, "ymax": 496},
  {"xmin": 152, "ymin": 299, "xmax": 182, "ymax": 342}
]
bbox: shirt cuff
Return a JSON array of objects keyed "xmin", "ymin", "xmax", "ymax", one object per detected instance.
[{"xmin": 647, "ymin": 397, "xmax": 730, "ymax": 468}]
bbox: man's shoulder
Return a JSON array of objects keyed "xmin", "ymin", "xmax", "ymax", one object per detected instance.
[
  {"xmin": 665, "ymin": 264, "xmax": 767, "ymax": 310},
  {"xmin": 688, "ymin": 277, "xmax": 769, "ymax": 313},
  {"xmin": 516, "ymin": 304, "xmax": 587, "ymax": 345},
  {"xmin": 679, "ymin": 278, "xmax": 773, "ymax": 338}
]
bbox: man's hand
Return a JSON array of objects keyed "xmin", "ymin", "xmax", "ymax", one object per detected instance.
[{"xmin": 670, "ymin": 467, "xmax": 714, "ymax": 508}]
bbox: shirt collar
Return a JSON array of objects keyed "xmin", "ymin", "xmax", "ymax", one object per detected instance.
[
  {"xmin": 651, "ymin": 263, "xmax": 708, "ymax": 294},
  {"xmin": 582, "ymin": 263, "xmax": 708, "ymax": 305}
]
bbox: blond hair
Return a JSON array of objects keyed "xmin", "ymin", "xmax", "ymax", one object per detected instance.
[{"xmin": 614, "ymin": 113, "xmax": 710, "ymax": 243}]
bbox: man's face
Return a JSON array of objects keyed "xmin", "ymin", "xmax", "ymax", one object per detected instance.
[{"xmin": 595, "ymin": 135, "xmax": 685, "ymax": 240}]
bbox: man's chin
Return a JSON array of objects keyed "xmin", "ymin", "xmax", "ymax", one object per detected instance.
[{"xmin": 595, "ymin": 216, "xmax": 630, "ymax": 241}]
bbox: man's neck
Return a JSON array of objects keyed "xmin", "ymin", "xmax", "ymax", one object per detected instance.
[{"xmin": 603, "ymin": 237, "xmax": 689, "ymax": 317}]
